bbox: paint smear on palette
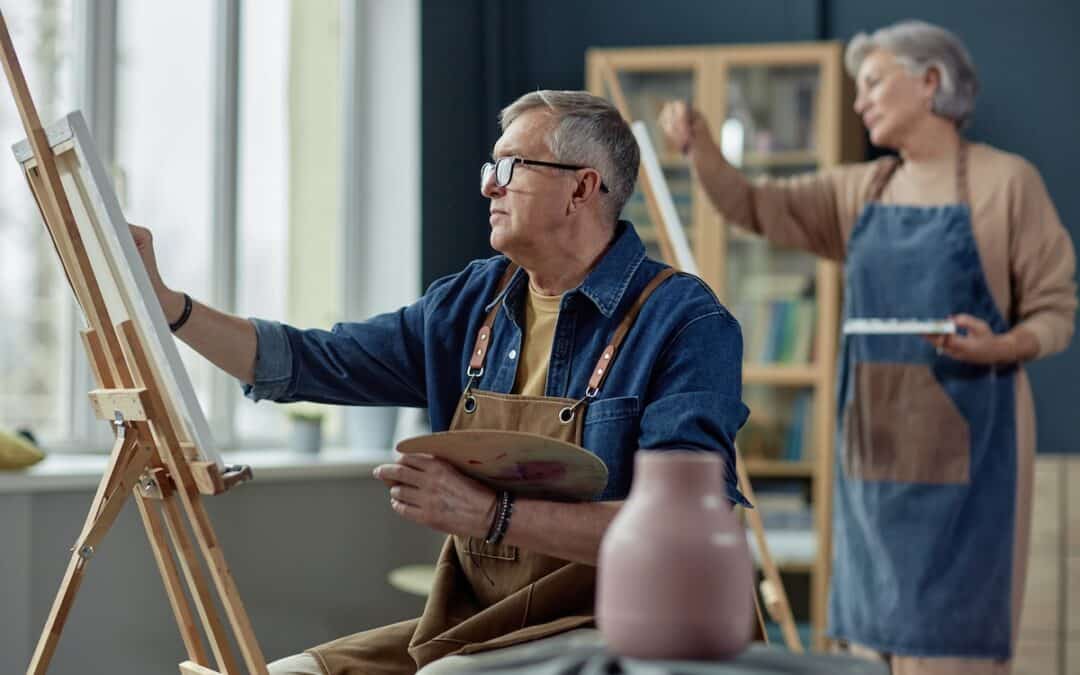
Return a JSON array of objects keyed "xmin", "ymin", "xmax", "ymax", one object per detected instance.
[{"xmin": 496, "ymin": 461, "xmax": 567, "ymax": 482}]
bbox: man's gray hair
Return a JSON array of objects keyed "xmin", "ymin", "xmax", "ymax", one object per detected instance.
[
  {"xmin": 500, "ymin": 90, "xmax": 639, "ymax": 221},
  {"xmin": 845, "ymin": 20, "xmax": 979, "ymax": 126}
]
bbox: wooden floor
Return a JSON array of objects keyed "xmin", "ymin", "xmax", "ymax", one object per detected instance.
[{"xmin": 1013, "ymin": 454, "xmax": 1078, "ymax": 675}]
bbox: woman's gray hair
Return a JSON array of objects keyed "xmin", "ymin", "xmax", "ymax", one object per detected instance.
[
  {"xmin": 500, "ymin": 90, "xmax": 639, "ymax": 221},
  {"xmin": 845, "ymin": 20, "xmax": 979, "ymax": 126}
]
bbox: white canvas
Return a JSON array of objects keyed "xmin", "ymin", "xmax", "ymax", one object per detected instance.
[
  {"xmin": 631, "ymin": 120, "xmax": 699, "ymax": 275},
  {"xmin": 13, "ymin": 111, "xmax": 221, "ymax": 466}
]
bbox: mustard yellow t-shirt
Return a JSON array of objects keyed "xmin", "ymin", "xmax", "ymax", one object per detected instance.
[{"xmin": 513, "ymin": 282, "xmax": 563, "ymax": 396}]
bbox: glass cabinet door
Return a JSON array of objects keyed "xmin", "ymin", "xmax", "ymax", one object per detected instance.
[
  {"xmin": 600, "ymin": 68, "xmax": 697, "ymax": 263},
  {"xmin": 722, "ymin": 63, "xmax": 823, "ymax": 367}
]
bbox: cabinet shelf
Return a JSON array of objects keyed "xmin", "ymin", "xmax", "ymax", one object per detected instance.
[
  {"xmin": 743, "ymin": 364, "xmax": 819, "ymax": 386},
  {"xmin": 744, "ymin": 459, "xmax": 815, "ymax": 477}
]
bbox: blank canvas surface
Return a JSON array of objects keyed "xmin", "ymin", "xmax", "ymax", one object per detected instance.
[{"xmin": 13, "ymin": 112, "xmax": 220, "ymax": 466}]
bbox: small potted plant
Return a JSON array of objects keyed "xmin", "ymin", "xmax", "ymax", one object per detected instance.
[{"xmin": 287, "ymin": 404, "xmax": 324, "ymax": 454}]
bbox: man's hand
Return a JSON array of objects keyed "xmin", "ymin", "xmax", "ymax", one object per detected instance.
[
  {"xmin": 374, "ymin": 453, "xmax": 498, "ymax": 539},
  {"xmin": 129, "ymin": 223, "xmax": 185, "ymax": 322}
]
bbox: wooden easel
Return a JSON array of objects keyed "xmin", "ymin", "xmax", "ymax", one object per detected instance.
[
  {"xmin": 599, "ymin": 63, "xmax": 804, "ymax": 653},
  {"xmin": 0, "ymin": 11, "xmax": 267, "ymax": 675}
]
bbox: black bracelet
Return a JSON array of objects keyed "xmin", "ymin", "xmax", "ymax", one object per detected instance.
[{"xmin": 169, "ymin": 293, "xmax": 193, "ymax": 333}]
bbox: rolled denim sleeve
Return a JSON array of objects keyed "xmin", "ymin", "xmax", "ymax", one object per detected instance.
[
  {"xmin": 639, "ymin": 309, "xmax": 751, "ymax": 505},
  {"xmin": 241, "ymin": 297, "xmax": 430, "ymax": 407},
  {"xmin": 243, "ymin": 318, "xmax": 295, "ymax": 402}
]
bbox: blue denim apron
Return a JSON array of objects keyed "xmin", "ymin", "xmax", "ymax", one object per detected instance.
[{"xmin": 829, "ymin": 143, "xmax": 1017, "ymax": 659}]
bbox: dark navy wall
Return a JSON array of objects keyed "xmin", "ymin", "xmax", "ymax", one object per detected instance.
[{"xmin": 421, "ymin": 0, "xmax": 1080, "ymax": 453}]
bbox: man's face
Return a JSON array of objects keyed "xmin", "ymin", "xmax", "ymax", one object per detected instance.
[{"xmin": 483, "ymin": 110, "xmax": 576, "ymax": 258}]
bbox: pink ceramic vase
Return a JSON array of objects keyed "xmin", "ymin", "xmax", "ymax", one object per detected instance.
[{"xmin": 596, "ymin": 450, "xmax": 755, "ymax": 660}]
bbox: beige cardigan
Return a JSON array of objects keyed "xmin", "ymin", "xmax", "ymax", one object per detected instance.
[{"xmin": 707, "ymin": 142, "xmax": 1076, "ymax": 359}]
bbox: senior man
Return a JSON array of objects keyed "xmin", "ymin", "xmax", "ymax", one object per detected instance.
[{"xmin": 133, "ymin": 90, "xmax": 749, "ymax": 675}]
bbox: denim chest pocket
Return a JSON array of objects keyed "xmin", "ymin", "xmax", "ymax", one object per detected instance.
[{"xmin": 583, "ymin": 396, "xmax": 640, "ymax": 499}]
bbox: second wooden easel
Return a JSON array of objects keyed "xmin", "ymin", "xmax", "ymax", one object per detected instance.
[{"xmin": 0, "ymin": 10, "xmax": 266, "ymax": 675}]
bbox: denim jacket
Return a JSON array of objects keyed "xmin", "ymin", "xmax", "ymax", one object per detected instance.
[{"xmin": 245, "ymin": 222, "xmax": 749, "ymax": 502}]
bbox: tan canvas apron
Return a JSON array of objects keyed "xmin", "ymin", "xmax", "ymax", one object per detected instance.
[{"xmin": 309, "ymin": 264, "xmax": 675, "ymax": 675}]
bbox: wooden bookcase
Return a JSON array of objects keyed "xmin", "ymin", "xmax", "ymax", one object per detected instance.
[{"xmin": 587, "ymin": 41, "xmax": 864, "ymax": 649}]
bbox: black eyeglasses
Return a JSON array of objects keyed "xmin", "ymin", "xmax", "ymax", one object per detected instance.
[{"xmin": 480, "ymin": 156, "xmax": 609, "ymax": 193}]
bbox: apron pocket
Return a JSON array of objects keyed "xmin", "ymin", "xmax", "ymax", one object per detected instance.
[
  {"xmin": 843, "ymin": 362, "xmax": 970, "ymax": 484},
  {"xmin": 464, "ymin": 537, "xmax": 518, "ymax": 561}
]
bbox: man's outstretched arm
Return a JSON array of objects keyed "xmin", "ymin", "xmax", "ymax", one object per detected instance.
[{"xmin": 133, "ymin": 224, "xmax": 259, "ymax": 384}]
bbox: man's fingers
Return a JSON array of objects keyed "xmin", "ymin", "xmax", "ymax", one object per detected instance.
[
  {"xmin": 390, "ymin": 497, "xmax": 416, "ymax": 518},
  {"xmin": 374, "ymin": 463, "xmax": 423, "ymax": 487},
  {"xmin": 397, "ymin": 453, "xmax": 446, "ymax": 472},
  {"xmin": 389, "ymin": 484, "xmax": 422, "ymax": 507}
]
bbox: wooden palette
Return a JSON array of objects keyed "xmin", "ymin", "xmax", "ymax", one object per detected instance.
[{"xmin": 396, "ymin": 430, "xmax": 608, "ymax": 501}]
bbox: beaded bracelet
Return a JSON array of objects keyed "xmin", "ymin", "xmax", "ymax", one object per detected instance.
[{"xmin": 485, "ymin": 491, "xmax": 515, "ymax": 545}]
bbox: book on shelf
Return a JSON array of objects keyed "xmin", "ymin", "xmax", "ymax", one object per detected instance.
[
  {"xmin": 738, "ymin": 389, "xmax": 813, "ymax": 462},
  {"xmin": 735, "ymin": 273, "xmax": 816, "ymax": 366},
  {"xmin": 781, "ymin": 391, "xmax": 812, "ymax": 462}
]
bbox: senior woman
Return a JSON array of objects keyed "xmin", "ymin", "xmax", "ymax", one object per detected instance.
[{"xmin": 660, "ymin": 19, "xmax": 1076, "ymax": 675}]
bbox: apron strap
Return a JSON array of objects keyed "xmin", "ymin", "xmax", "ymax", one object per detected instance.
[
  {"xmin": 868, "ymin": 157, "xmax": 901, "ymax": 203},
  {"xmin": 869, "ymin": 141, "xmax": 970, "ymax": 206},
  {"xmin": 586, "ymin": 267, "xmax": 678, "ymax": 395},
  {"xmin": 956, "ymin": 140, "xmax": 970, "ymax": 207},
  {"xmin": 468, "ymin": 262, "xmax": 520, "ymax": 375}
]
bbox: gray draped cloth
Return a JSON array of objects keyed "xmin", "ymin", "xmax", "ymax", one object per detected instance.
[{"xmin": 415, "ymin": 630, "xmax": 889, "ymax": 675}]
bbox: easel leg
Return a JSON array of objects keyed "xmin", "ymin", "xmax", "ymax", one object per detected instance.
[
  {"xmin": 27, "ymin": 429, "xmax": 147, "ymax": 674},
  {"xmin": 159, "ymin": 488, "xmax": 242, "ymax": 674},
  {"xmin": 167, "ymin": 480, "xmax": 267, "ymax": 674},
  {"xmin": 26, "ymin": 553, "xmax": 88, "ymax": 674},
  {"xmin": 134, "ymin": 485, "xmax": 211, "ymax": 667},
  {"xmin": 735, "ymin": 448, "xmax": 805, "ymax": 652}
]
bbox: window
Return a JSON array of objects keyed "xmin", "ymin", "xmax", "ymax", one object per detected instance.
[
  {"xmin": 115, "ymin": 0, "xmax": 216, "ymax": 420},
  {"xmin": 0, "ymin": 0, "xmax": 75, "ymax": 444},
  {"xmin": 3, "ymin": 1, "xmax": 418, "ymax": 452}
]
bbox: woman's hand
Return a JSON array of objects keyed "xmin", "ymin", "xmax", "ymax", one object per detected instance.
[
  {"xmin": 929, "ymin": 314, "xmax": 1017, "ymax": 364},
  {"xmin": 374, "ymin": 453, "xmax": 497, "ymax": 539},
  {"xmin": 657, "ymin": 101, "xmax": 710, "ymax": 156}
]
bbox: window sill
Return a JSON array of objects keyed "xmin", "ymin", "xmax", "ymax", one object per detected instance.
[{"xmin": 0, "ymin": 447, "xmax": 392, "ymax": 494}]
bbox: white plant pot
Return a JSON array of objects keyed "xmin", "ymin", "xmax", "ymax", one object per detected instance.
[{"xmin": 290, "ymin": 417, "xmax": 323, "ymax": 454}]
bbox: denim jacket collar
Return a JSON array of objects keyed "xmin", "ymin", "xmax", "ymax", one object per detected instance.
[{"xmin": 483, "ymin": 221, "xmax": 647, "ymax": 319}]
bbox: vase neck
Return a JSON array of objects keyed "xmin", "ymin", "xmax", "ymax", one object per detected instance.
[{"xmin": 632, "ymin": 451, "xmax": 725, "ymax": 497}]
